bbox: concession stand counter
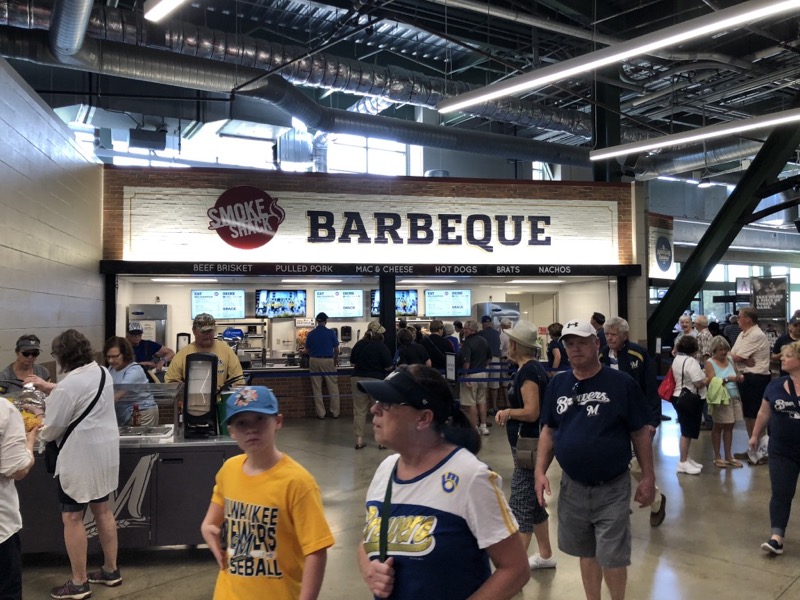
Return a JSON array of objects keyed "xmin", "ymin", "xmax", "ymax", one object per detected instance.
[{"xmin": 17, "ymin": 382, "xmax": 242, "ymax": 554}]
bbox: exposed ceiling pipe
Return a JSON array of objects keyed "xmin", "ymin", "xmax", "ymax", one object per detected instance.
[
  {"xmin": 48, "ymin": 0, "xmax": 93, "ymax": 56},
  {"xmin": 0, "ymin": 3, "xmax": 778, "ymax": 177},
  {"xmin": 423, "ymin": 0, "xmax": 754, "ymax": 66},
  {"xmin": 0, "ymin": 28, "xmax": 591, "ymax": 166},
  {"xmin": 633, "ymin": 139, "xmax": 763, "ymax": 180}
]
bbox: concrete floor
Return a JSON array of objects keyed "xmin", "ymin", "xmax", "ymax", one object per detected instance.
[{"xmin": 21, "ymin": 401, "xmax": 800, "ymax": 599}]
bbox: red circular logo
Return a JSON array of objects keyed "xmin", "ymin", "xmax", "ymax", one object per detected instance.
[{"xmin": 207, "ymin": 186, "xmax": 285, "ymax": 250}]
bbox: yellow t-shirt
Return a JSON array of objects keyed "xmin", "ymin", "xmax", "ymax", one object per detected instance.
[
  {"xmin": 165, "ymin": 340, "xmax": 244, "ymax": 392},
  {"xmin": 211, "ymin": 453, "xmax": 335, "ymax": 600}
]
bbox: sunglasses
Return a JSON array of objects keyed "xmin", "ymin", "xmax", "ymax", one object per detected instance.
[{"xmin": 20, "ymin": 350, "xmax": 40, "ymax": 358}]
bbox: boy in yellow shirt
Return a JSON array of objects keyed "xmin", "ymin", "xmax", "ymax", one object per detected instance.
[{"xmin": 201, "ymin": 386, "xmax": 334, "ymax": 599}]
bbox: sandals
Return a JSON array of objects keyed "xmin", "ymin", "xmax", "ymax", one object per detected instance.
[
  {"xmin": 713, "ymin": 458, "xmax": 727, "ymax": 468},
  {"xmin": 355, "ymin": 442, "xmax": 366, "ymax": 450},
  {"xmin": 726, "ymin": 458, "xmax": 744, "ymax": 468}
]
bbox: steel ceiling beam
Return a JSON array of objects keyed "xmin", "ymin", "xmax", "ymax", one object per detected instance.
[{"xmin": 646, "ymin": 92, "xmax": 800, "ymax": 350}]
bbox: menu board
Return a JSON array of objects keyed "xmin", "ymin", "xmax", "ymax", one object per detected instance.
[
  {"xmin": 191, "ymin": 289, "xmax": 246, "ymax": 319},
  {"xmin": 425, "ymin": 289, "xmax": 471, "ymax": 317},
  {"xmin": 314, "ymin": 289, "xmax": 364, "ymax": 318}
]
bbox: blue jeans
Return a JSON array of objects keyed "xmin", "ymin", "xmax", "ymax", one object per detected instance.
[{"xmin": 768, "ymin": 449, "xmax": 800, "ymax": 537}]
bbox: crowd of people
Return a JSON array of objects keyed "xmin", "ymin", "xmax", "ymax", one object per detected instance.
[{"xmin": 4, "ymin": 306, "xmax": 800, "ymax": 600}]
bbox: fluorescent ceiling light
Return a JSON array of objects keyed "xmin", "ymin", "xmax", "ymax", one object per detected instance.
[
  {"xmin": 437, "ymin": 0, "xmax": 799, "ymax": 113},
  {"xmin": 151, "ymin": 278, "xmax": 218, "ymax": 283},
  {"xmin": 507, "ymin": 280, "xmax": 566, "ymax": 284},
  {"xmin": 398, "ymin": 279, "xmax": 457, "ymax": 284},
  {"xmin": 143, "ymin": 0, "xmax": 188, "ymax": 22},
  {"xmin": 281, "ymin": 278, "xmax": 343, "ymax": 283},
  {"xmin": 590, "ymin": 107, "xmax": 800, "ymax": 160}
]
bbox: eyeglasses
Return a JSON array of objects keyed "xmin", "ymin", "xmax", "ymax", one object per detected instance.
[
  {"xmin": 106, "ymin": 353, "xmax": 122, "ymax": 360},
  {"xmin": 20, "ymin": 350, "xmax": 40, "ymax": 358},
  {"xmin": 374, "ymin": 400, "xmax": 408, "ymax": 411}
]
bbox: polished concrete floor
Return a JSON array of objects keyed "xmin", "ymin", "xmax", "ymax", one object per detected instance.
[{"xmin": 21, "ymin": 401, "xmax": 800, "ymax": 599}]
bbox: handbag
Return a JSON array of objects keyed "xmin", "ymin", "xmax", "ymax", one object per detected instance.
[
  {"xmin": 657, "ymin": 368, "xmax": 676, "ymax": 400},
  {"xmin": 515, "ymin": 428, "xmax": 538, "ymax": 470},
  {"xmin": 44, "ymin": 369, "xmax": 106, "ymax": 474},
  {"xmin": 674, "ymin": 360, "xmax": 702, "ymax": 413}
]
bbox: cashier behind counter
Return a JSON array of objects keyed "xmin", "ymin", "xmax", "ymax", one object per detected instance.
[{"xmin": 165, "ymin": 313, "xmax": 244, "ymax": 391}]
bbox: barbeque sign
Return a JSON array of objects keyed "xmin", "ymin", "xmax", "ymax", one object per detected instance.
[{"xmin": 208, "ymin": 186, "xmax": 285, "ymax": 249}]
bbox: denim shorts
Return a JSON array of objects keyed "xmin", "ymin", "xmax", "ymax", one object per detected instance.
[{"xmin": 557, "ymin": 470, "xmax": 632, "ymax": 568}]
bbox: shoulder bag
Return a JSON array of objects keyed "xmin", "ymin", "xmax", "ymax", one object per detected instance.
[
  {"xmin": 44, "ymin": 369, "xmax": 106, "ymax": 474},
  {"xmin": 512, "ymin": 363, "xmax": 541, "ymax": 470},
  {"xmin": 674, "ymin": 360, "xmax": 702, "ymax": 413},
  {"xmin": 657, "ymin": 367, "xmax": 676, "ymax": 400}
]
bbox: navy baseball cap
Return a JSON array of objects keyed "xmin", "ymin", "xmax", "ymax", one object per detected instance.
[
  {"xmin": 222, "ymin": 386, "xmax": 279, "ymax": 424},
  {"xmin": 480, "ymin": 315, "xmax": 492, "ymax": 323},
  {"xmin": 357, "ymin": 367, "xmax": 453, "ymax": 422}
]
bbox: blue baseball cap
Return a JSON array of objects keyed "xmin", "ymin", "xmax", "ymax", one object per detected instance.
[{"xmin": 222, "ymin": 386, "xmax": 279, "ymax": 424}]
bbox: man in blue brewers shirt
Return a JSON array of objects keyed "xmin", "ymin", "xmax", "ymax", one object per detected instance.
[
  {"xmin": 305, "ymin": 312, "xmax": 341, "ymax": 419},
  {"xmin": 535, "ymin": 319, "xmax": 656, "ymax": 600}
]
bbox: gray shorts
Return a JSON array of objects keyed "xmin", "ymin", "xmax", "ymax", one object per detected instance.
[{"xmin": 557, "ymin": 470, "xmax": 632, "ymax": 568}]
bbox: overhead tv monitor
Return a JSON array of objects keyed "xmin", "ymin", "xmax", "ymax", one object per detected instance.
[
  {"xmin": 395, "ymin": 289, "xmax": 418, "ymax": 317},
  {"xmin": 255, "ymin": 290, "xmax": 307, "ymax": 319},
  {"xmin": 315, "ymin": 289, "xmax": 364, "ymax": 319},
  {"xmin": 191, "ymin": 289, "xmax": 246, "ymax": 320},
  {"xmin": 425, "ymin": 289, "xmax": 471, "ymax": 317},
  {"xmin": 370, "ymin": 289, "xmax": 380, "ymax": 317}
]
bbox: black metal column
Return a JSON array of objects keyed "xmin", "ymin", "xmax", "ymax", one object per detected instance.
[
  {"xmin": 592, "ymin": 67, "xmax": 622, "ymax": 183},
  {"xmin": 378, "ymin": 273, "xmax": 396, "ymax": 351},
  {"xmin": 617, "ymin": 276, "xmax": 628, "ymax": 319},
  {"xmin": 647, "ymin": 94, "xmax": 800, "ymax": 350},
  {"xmin": 104, "ymin": 273, "xmax": 118, "ymax": 341}
]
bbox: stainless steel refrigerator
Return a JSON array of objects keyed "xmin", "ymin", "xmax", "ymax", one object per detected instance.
[{"xmin": 127, "ymin": 304, "xmax": 168, "ymax": 346}]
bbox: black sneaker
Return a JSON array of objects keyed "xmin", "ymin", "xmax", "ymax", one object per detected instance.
[
  {"xmin": 761, "ymin": 539, "xmax": 784, "ymax": 555},
  {"xmin": 88, "ymin": 567, "xmax": 122, "ymax": 587},
  {"xmin": 650, "ymin": 493, "xmax": 667, "ymax": 527},
  {"xmin": 50, "ymin": 580, "xmax": 91, "ymax": 600}
]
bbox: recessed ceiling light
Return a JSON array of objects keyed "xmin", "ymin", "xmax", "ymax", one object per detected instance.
[
  {"xmin": 507, "ymin": 279, "xmax": 565, "ymax": 284},
  {"xmin": 151, "ymin": 278, "xmax": 218, "ymax": 283},
  {"xmin": 281, "ymin": 278, "xmax": 343, "ymax": 283},
  {"xmin": 397, "ymin": 279, "xmax": 458, "ymax": 284}
]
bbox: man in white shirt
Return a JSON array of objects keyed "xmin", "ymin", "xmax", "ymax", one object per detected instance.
[{"xmin": 730, "ymin": 307, "xmax": 771, "ymax": 459}]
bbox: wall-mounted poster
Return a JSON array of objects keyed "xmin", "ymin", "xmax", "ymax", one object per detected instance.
[{"xmin": 752, "ymin": 277, "xmax": 787, "ymax": 319}]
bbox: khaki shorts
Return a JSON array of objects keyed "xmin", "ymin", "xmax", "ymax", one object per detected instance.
[
  {"xmin": 487, "ymin": 357, "xmax": 501, "ymax": 390},
  {"xmin": 711, "ymin": 397, "xmax": 744, "ymax": 425},
  {"xmin": 459, "ymin": 381, "xmax": 487, "ymax": 406}
]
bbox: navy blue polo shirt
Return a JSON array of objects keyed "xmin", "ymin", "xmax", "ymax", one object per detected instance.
[{"xmin": 305, "ymin": 325, "xmax": 339, "ymax": 357}]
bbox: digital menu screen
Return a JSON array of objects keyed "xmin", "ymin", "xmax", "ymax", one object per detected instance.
[
  {"xmin": 424, "ymin": 289, "xmax": 471, "ymax": 317},
  {"xmin": 191, "ymin": 289, "xmax": 246, "ymax": 320},
  {"xmin": 255, "ymin": 290, "xmax": 307, "ymax": 318},
  {"xmin": 314, "ymin": 290, "xmax": 364, "ymax": 318}
]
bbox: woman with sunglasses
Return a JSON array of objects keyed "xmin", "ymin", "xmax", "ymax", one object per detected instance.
[
  {"xmin": 0, "ymin": 335, "xmax": 51, "ymax": 395},
  {"xmin": 356, "ymin": 365, "xmax": 529, "ymax": 599}
]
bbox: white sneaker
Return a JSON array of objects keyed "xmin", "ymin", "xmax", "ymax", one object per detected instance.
[
  {"xmin": 687, "ymin": 457, "xmax": 703, "ymax": 470},
  {"xmin": 677, "ymin": 461, "xmax": 701, "ymax": 475},
  {"xmin": 478, "ymin": 423, "xmax": 490, "ymax": 436},
  {"xmin": 529, "ymin": 553, "xmax": 557, "ymax": 569}
]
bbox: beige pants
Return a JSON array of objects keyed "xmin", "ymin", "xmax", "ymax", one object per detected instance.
[
  {"xmin": 351, "ymin": 376, "xmax": 377, "ymax": 437},
  {"xmin": 310, "ymin": 357, "xmax": 340, "ymax": 418}
]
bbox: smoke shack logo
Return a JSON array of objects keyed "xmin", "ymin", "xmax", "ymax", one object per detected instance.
[
  {"xmin": 208, "ymin": 186, "xmax": 285, "ymax": 250},
  {"xmin": 655, "ymin": 235, "xmax": 672, "ymax": 272}
]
